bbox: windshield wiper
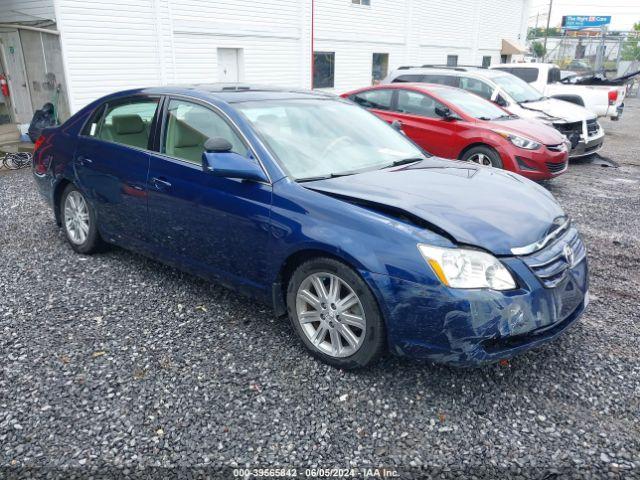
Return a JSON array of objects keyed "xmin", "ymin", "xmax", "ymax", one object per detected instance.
[
  {"xmin": 380, "ymin": 157, "xmax": 424, "ymax": 169},
  {"xmin": 295, "ymin": 172, "xmax": 358, "ymax": 183},
  {"xmin": 495, "ymin": 114, "xmax": 516, "ymax": 120},
  {"xmin": 519, "ymin": 98, "xmax": 544, "ymax": 104}
]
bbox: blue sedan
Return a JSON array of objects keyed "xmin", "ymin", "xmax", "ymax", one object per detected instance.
[{"xmin": 32, "ymin": 85, "xmax": 588, "ymax": 368}]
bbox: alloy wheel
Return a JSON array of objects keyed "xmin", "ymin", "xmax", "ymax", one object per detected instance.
[
  {"xmin": 295, "ymin": 272, "xmax": 366, "ymax": 358},
  {"xmin": 468, "ymin": 153, "xmax": 494, "ymax": 167},
  {"xmin": 64, "ymin": 191, "xmax": 90, "ymax": 245}
]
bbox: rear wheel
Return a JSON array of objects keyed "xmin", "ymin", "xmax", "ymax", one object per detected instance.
[
  {"xmin": 461, "ymin": 145, "xmax": 503, "ymax": 169},
  {"xmin": 286, "ymin": 257, "xmax": 385, "ymax": 369},
  {"xmin": 60, "ymin": 184, "xmax": 103, "ymax": 254}
]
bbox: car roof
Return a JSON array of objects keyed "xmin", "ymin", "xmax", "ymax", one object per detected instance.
[
  {"xmin": 120, "ymin": 84, "xmax": 337, "ymax": 104},
  {"xmin": 368, "ymin": 82, "xmax": 458, "ymax": 93},
  {"xmin": 391, "ymin": 66, "xmax": 507, "ymax": 80},
  {"xmin": 492, "ymin": 63, "xmax": 557, "ymax": 69}
]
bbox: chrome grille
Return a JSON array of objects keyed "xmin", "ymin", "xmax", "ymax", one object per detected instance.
[{"xmin": 521, "ymin": 228, "xmax": 586, "ymax": 288}]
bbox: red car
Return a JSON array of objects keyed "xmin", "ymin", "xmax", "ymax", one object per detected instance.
[{"xmin": 341, "ymin": 83, "xmax": 569, "ymax": 180}]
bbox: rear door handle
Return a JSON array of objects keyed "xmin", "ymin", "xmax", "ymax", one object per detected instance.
[{"xmin": 151, "ymin": 177, "xmax": 172, "ymax": 190}]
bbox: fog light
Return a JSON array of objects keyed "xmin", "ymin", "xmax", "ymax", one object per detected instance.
[{"xmin": 515, "ymin": 156, "xmax": 540, "ymax": 172}]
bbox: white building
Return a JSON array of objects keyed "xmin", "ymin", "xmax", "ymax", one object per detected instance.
[{"xmin": 0, "ymin": 0, "xmax": 529, "ymax": 126}]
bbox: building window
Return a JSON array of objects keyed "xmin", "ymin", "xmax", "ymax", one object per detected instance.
[
  {"xmin": 313, "ymin": 52, "xmax": 335, "ymax": 89},
  {"xmin": 352, "ymin": 0, "xmax": 370, "ymax": 5},
  {"xmin": 372, "ymin": 53, "xmax": 389, "ymax": 84},
  {"xmin": 446, "ymin": 55, "xmax": 458, "ymax": 67},
  {"xmin": 482, "ymin": 56, "xmax": 492, "ymax": 68}
]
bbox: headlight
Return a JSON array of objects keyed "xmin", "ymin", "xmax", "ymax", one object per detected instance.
[
  {"xmin": 418, "ymin": 244, "xmax": 516, "ymax": 290},
  {"xmin": 493, "ymin": 130, "xmax": 541, "ymax": 150}
]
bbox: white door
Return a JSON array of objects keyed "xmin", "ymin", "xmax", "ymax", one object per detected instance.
[
  {"xmin": 217, "ymin": 48, "xmax": 243, "ymax": 83},
  {"xmin": 0, "ymin": 32, "xmax": 33, "ymax": 123}
]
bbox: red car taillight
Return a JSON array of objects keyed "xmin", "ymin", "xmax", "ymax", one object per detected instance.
[
  {"xmin": 608, "ymin": 90, "xmax": 618, "ymax": 105},
  {"xmin": 34, "ymin": 135, "xmax": 46, "ymax": 153},
  {"xmin": 33, "ymin": 135, "xmax": 49, "ymax": 175}
]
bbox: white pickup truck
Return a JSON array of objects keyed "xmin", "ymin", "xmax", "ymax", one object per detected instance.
[{"xmin": 491, "ymin": 63, "xmax": 626, "ymax": 120}]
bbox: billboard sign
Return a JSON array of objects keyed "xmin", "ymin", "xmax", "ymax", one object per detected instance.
[{"xmin": 562, "ymin": 15, "xmax": 611, "ymax": 30}]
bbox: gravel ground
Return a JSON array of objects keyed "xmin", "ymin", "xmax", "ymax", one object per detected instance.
[{"xmin": 1, "ymin": 99, "xmax": 639, "ymax": 479}]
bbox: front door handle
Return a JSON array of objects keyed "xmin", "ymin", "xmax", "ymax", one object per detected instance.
[
  {"xmin": 77, "ymin": 155, "xmax": 93, "ymax": 166},
  {"xmin": 151, "ymin": 177, "xmax": 172, "ymax": 190}
]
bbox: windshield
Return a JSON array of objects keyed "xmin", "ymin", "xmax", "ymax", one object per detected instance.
[
  {"xmin": 492, "ymin": 74, "xmax": 544, "ymax": 103},
  {"xmin": 435, "ymin": 88, "xmax": 509, "ymax": 120},
  {"xmin": 236, "ymin": 99, "xmax": 426, "ymax": 180}
]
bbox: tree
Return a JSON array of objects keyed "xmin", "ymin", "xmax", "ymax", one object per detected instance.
[
  {"xmin": 532, "ymin": 41, "xmax": 546, "ymax": 59},
  {"xmin": 620, "ymin": 21, "xmax": 640, "ymax": 61},
  {"xmin": 527, "ymin": 27, "xmax": 561, "ymax": 40}
]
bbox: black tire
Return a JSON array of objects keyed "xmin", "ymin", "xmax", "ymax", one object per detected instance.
[
  {"xmin": 460, "ymin": 145, "xmax": 504, "ymax": 169},
  {"xmin": 286, "ymin": 257, "xmax": 386, "ymax": 369},
  {"xmin": 60, "ymin": 183, "xmax": 104, "ymax": 254}
]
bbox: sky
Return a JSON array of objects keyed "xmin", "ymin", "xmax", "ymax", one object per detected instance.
[{"xmin": 529, "ymin": 0, "xmax": 640, "ymax": 31}]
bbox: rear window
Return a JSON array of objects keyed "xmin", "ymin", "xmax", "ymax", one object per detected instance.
[
  {"xmin": 393, "ymin": 74, "xmax": 425, "ymax": 83},
  {"xmin": 495, "ymin": 67, "xmax": 539, "ymax": 83},
  {"xmin": 548, "ymin": 68, "xmax": 562, "ymax": 83},
  {"xmin": 392, "ymin": 74, "xmax": 459, "ymax": 87}
]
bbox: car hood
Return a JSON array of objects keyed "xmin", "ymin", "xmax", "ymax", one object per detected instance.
[
  {"xmin": 515, "ymin": 98, "xmax": 596, "ymax": 123},
  {"xmin": 304, "ymin": 158, "xmax": 565, "ymax": 256},
  {"xmin": 484, "ymin": 118, "xmax": 566, "ymax": 145}
]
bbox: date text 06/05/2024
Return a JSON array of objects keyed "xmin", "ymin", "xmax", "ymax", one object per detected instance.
[{"xmin": 232, "ymin": 467, "xmax": 399, "ymax": 478}]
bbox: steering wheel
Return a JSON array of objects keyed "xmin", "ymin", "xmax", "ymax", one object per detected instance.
[{"xmin": 320, "ymin": 136, "xmax": 353, "ymax": 161}]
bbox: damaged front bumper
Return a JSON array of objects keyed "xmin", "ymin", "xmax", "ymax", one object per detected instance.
[
  {"xmin": 363, "ymin": 250, "xmax": 588, "ymax": 367},
  {"xmin": 570, "ymin": 132, "xmax": 604, "ymax": 158}
]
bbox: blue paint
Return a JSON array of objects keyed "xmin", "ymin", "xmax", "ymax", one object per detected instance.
[
  {"xmin": 562, "ymin": 15, "xmax": 611, "ymax": 30},
  {"xmin": 32, "ymin": 86, "xmax": 588, "ymax": 366}
]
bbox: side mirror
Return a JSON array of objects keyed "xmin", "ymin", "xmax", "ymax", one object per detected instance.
[
  {"xmin": 435, "ymin": 106, "xmax": 456, "ymax": 121},
  {"xmin": 202, "ymin": 151, "xmax": 268, "ymax": 183},
  {"xmin": 205, "ymin": 137, "xmax": 233, "ymax": 153},
  {"xmin": 390, "ymin": 120, "xmax": 403, "ymax": 132}
]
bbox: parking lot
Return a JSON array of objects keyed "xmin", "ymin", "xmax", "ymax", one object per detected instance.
[{"xmin": 1, "ymin": 98, "xmax": 639, "ymax": 477}]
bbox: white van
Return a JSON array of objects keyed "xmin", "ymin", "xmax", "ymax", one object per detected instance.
[{"xmin": 382, "ymin": 66, "xmax": 604, "ymax": 157}]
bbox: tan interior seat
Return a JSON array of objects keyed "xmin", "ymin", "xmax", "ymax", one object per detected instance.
[
  {"xmin": 102, "ymin": 115, "xmax": 149, "ymax": 149},
  {"xmin": 166, "ymin": 116, "xmax": 206, "ymax": 164}
]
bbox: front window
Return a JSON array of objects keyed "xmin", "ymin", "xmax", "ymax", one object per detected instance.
[
  {"xmin": 162, "ymin": 99, "xmax": 246, "ymax": 165},
  {"xmin": 492, "ymin": 74, "xmax": 544, "ymax": 103},
  {"xmin": 436, "ymin": 88, "xmax": 508, "ymax": 121},
  {"xmin": 459, "ymin": 77, "xmax": 493, "ymax": 100},
  {"xmin": 237, "ymin": 99, "xmax": 425, "ymax": 181},
  {"xmin": 395, "ymin": 90, "xmax": 445, "ymax": 118}
]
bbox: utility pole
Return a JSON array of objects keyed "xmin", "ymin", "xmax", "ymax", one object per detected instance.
[{"xmin": 543, "ymin": 0, "xmax": 554, "ymax": 61}]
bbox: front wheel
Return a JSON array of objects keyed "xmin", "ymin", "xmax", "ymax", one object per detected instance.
[
  {"xmin": 60, "ymin": 184, "xmax": 103, "ymax": 254},
  {"xmin": 461, "ymin": 145, "xmax": 503, "ymax": 169},
  {"xmin": 286, "ymin": 257, "xmax": 386, "ymax": 369}
]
